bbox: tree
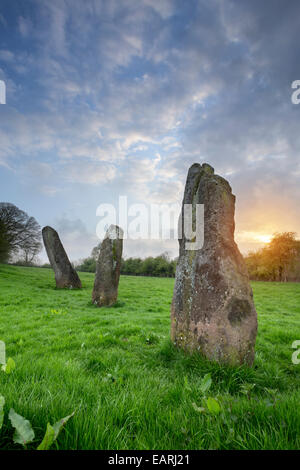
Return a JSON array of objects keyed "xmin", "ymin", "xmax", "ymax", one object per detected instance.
[
  {"xmin": 120, "ymin": 253, "xmax": 177, "ymax": 277},
  {"xmin": 0, "ymin": 220, "xmax": 10, "ymax": 263},
  {"xmin": 0, "ymin": 203, "xmax": 42, "ymax": 264},
  {"xmin": 245, "ymin": 248, "xmax": 274, "ymax": 281},
  {"xmin": 77, "ymin": 256, "xmax": 96, "ymax": 272},
  {"xmin": 76, "ymin": 242, "xmax": 102, "ymax": 272},
  {"xmin": 244, "ymin": 232, "xmax": 300, "ymax": 282},
  {"xmin": 267, "ymin": 232, "xmax": 299, "ymax": 281}
]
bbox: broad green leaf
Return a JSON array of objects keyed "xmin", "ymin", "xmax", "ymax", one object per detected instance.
[
  {"xmin": 8, "ymin": 408, "xmax": 35, "ymax": 446},
  {"xmin": 53, "ymin": 411, "xmax": 75, "ymax": 439},
  {"xmin": 37, "ymin": 423, "xmax": 55, "ymax": 450},
  {"xmin": 0, "ymin": 395, "xmax": 5, "ymax": 430},
  {"xmin": 200, "ymin": 373, "xmax": 212, "ymax": 394},
  {"xmin": 3, "ymin": 357, "xmax": 16, "ymax": 374},
  {"xmin": 192, "ymin": 402, "xmax": 205, "ymax": 413},
  {"xmin": 206, "ymin": 397, "xmax": 221, "ymax": 415},
  {"xmin": 37, "ymin": 412, "xmax": 75, "ymax": 450},
  {"xmin": 0, "ymin": 341, "xmax": 5, "ymax": 365}
]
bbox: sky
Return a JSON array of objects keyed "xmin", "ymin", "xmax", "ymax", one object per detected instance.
[{"xmin": 1, "ymin": 0, "xmax": 300, "ymax": 263}]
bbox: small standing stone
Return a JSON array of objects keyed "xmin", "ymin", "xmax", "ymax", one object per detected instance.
[
  {"xmin": 42, "ymin": 226, "xmax": 82, "ymax": 289},
  {"xmin": 171, "ymin": 163, "xmax": 257, "ymax": 366},
  {"xmin": 92, "ymin": 225, "xmax": 123, "ymax": 307}
]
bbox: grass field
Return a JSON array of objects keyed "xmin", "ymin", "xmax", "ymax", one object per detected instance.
[{"xmin": 0, "ymin": 264, "xmax": 299, "ymax": 450}]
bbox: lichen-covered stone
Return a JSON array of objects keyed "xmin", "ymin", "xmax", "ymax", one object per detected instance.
[
  {"xmin": 171, "ymin": 163, "xmax": 257, "ymax": 366},
  {"xmin": 42, "ymin": 226, "xmax": 82, "ymax": 289},
  {"xmin": 92, "ymin": 225, "xmax": 123, "ymax": 307}
]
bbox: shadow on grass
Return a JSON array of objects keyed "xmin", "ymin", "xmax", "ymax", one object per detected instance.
[{"xmin": 86, "ymin": 300, "xmax": 126, "ymax": 309}]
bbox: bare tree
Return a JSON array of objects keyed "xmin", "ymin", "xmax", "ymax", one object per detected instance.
[
  {"xmin": 0, "ymin": 219, "xmax": 10, "ymax": 263},
  {"xmin": 0, "ymin": 203, "xmax": 42, "ymax": 264}
]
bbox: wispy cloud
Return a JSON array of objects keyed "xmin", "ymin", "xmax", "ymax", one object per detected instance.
[{"xmin": 0, "ymin": 0, "xmax": 300, "ymax": 258}]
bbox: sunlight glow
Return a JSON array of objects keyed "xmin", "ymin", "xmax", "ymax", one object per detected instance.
[
  {"xmin": 236, "ymin": 231, "xmax": 273, "ymax": 247},
  {"xmin": 255, "ymin": 234, "xmax": 272, "ymax": 244}
]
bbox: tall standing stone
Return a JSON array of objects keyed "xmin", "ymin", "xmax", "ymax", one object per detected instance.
[
  {"xmin": 92, "ymin": 225, "xmax": 123, "ymax": 307},
  {"xmin": 42, "ymin": 226, "xmax": 82, "ymax": 289},
  {"xmin": 171, "ymin": 163, "xmax": 257, "ymax": 366}
]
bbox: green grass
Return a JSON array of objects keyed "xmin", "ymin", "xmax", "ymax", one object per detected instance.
[{"xmin": 0, "ymin": 264, "xmax": 299, "ymax": 450}]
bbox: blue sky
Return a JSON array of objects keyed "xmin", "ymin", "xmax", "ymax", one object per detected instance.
[{"xmin": 1, "ymin": 0, "xmax": 300, "ymax": 262}]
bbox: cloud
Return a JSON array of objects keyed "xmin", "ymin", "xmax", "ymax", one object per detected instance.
[
  {"xmin": 123, "ymin": 238, "xmax": 178, "ymax": 260},
  {"xmin": 63, "ymin": 160, "xmax": 116, "ymax": 185},
  {"xmin": 43, "ymin": 216, "xmax": 99, "ymax": 262},
  {"xmin": 1, "ymin": 0, "xmax": 300, "ymax": 258},
  {"xmin": 0, "ymin": 50, "xmax": 15, "ymax": 62},
  {"xmin": 0, "ymin": 13, "xmax": 7, "ymax": 27},
  {"xmin": 18, "ymin": 16, "xmax": 32, "ymax": 37}
]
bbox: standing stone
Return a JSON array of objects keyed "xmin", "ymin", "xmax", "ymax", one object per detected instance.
[
  {"xmin": 92, "ymin": 225, "xmax": 123, "ymax": 307},
  {"xmin": 171, "ymin": 163, "xmax": 257, "ymax": 366},
  {"xmin": 42, "ymin": 226, "xmax": 82, "ymax": 289}
]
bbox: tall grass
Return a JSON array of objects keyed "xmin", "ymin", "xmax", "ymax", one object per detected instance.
[{"xmin": 0, "ymin": 264, "xmax": 299, "ymax": 449}]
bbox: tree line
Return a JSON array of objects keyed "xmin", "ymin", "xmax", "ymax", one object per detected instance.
[
  {"xmin": 78, "ymin": 232, "xmax": 300, "ymax": 282},
  {"xmin": 77, "ymin": 250, "xmax": 177, "ymax": 278},
  {"xmin": 244, "ymin": 232, "xmax": 300, "ymax": 282},
  {"xmin": 1, "ymin": 202, "xmax": 300, "ymax": 282}
]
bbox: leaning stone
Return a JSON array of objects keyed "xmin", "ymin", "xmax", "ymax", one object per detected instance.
[
  {"xmin": 92, "ymin": 225, "xmax": 123, "ymax": 307},
  {"xmin": 171, "ymin": 163, "xmax": 257, "ymax": 366},
  {"xmin": 42, "ymin": 226, "xmax": 82, "ymax": 289}
]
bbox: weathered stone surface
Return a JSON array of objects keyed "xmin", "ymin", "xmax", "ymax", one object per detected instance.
[
  {"xmin": 171, "ymin": 163, "xmax": 257, "ymax": 366},
  {"xmin": 92, "ymin": 225, "xmax": 123, "ymax": 307},
  {"xmin": 42, "ymin": 226, "xmax": 82, "ymax": 289}
]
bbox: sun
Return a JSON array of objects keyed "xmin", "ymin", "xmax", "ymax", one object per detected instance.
[{"xmin": 255, "ymin": 234, "xmax": 272, "ymax": 244}]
